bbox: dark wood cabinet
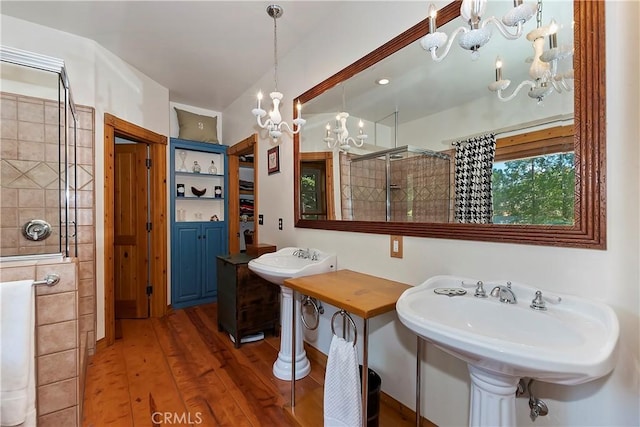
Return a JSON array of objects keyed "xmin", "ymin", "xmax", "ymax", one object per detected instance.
[{"xmin": 216, "ymin": 254, "xmax": 280, "ymax": 348}]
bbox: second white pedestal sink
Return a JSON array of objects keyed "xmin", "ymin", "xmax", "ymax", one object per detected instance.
[
  {"xmin": 396, "ymin": 275, "xmax": 619, "ymax": 426},
  {"xmin": 248, "ymin": 247, "xmax": 337, "ymax": 381}
]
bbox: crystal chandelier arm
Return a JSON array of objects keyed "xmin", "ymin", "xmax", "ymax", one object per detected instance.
[
  {"xmin": 278, "ymin": 121, "xmax": 303, "ymax": 135},
  {"xmin": 482, "ymin": 17, "xmax": 524, "ymax": 40},
  {"xmin": 425, "ymin": 26, "xmax": 468, "ymax": 62},
  {"xmin": 495, "ymin": 80, "xmax": 537, "ymax": 102}
]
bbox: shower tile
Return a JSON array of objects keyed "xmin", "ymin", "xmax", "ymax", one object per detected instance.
[
  {"xmin": 37, "ymin": 377, "xmax": 77, "ymax": 415},
  {"xmin": 0, "ymin": 229, "xmax": 20, "ymax": 250},
  {"xmin": 78, "ymin": 278, "xmax": 94, "ymax": 298},
  {"xmin": 37, "ymin": 348, "xmax": 77, "ymax": 385},
  {"xmin": 35, "ymin": 261, "xmax": 77, "ymax": 295},
  {"xmin": 44, "ymin": 142, "xmax": 59, "ymax": 162},
  {"xmin": 78, "ymin": 295, "xmax": 93, "ymax": 316},
  {"xmin": 1, "ymin": 97, "xmax": 17, "ymax": 120},
  {"xmin": 77, "ymin": 146, "xmax": 93, "ymax": 165},
  {"xmin": 18, "ymin": 121, "xmax": 45, "ymax": 143},
  {"xmin": 37, "ymin": 320, "xmax": 77, "ymax": 355},
  {"xmin": 79, "ymin": 314, "xmax": 94, "ymax": 335},
  {"xmin": 38, "ymin": 405, "xmax": 77, "ymax": 427},
  {"xmin": 77, "ymin": 243, "xmax": 94, "ymax": 260},
  {"xmin": 26, "ymin": 162, "xmax": 58, "ymax": 188},
  {"xmin": 18, "ymin": 188, "xmax": 45, "ymax": 207},
  {"xmin": 17, "ymin": 140, "xmax": 45, "ymax": 162},
  {"xmin": 75, "ymin": 190, "xmax": 93, "ymax": 208},
  {"xmin": 1, "ymin": 187, "xmax": 18, "ymax": 206},
  {"xmin": 1, "ymin": 119, "xmax": 18, "ymax": 139},
  {"xmin": 44, "ymin": 189, "xmax": 60, "ymax": 208},
  {"xmin": 0, "ymin": 265, "xmax": 35, "ymax": 281},
  {"xmin": 76, "ymin": 208, "xmax": 93, "ymax": 226},
  {"xmin": 77, "ymin": 110, "xmax": 94, "ymax": 131},
  {"xmin": 75, "ymin": 166, "xmax": 93, "ymax": 190},
  {"xmin": 43, "ymin": 103, "xmax": 60, "ymax": 125},
  {"xmin": 77, "ymin": 129, "xmax": 93, "ymax": 148},
  {"xmin": 18, "ymin": 207, "xmax": 45, "ymax": 225},
  {"xmin": 44, "ymin": 124, "xmax": 60, "ymax": 144},
  {"xmin": 18, "ymin": 99, "xmax": 45, "ymax": 123},
  {"xmin": 37, "ymin": 291, "xmax": 77, "ymax": 325},
  {"xmin": 0, "ymin": 208, "xmax": 18, "ymax": 227},
  {"xmin": 76, "ymin": 226, "xmax": 94, "ymax": 244},
  {"xmin": 1, "ymin": 138, "xmax": 18, "ymax": 158},
  {"xmin": 1, "ymin": 161, "xmax": 21, "ymax": 186},
  {"xmin": 78, "ymin": 261, "xmax": 94, "ymax": 280}
]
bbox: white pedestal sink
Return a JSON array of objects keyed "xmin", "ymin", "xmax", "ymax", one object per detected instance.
[
  {"xmin": 248, "ymin": 247, "xmax": 337, "ymax": 381},
  {"xmin": 396, "ymin": 275, "xmax": 619, "ymax": 426}
]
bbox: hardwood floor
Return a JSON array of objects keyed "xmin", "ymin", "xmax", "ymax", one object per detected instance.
[{"xmin": 83, "ymin": 304, "xmax": 423, "ymax": 426}]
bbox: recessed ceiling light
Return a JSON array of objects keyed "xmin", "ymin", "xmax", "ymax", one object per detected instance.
[{"xmin": 376, "ymin": 78, "xmax": 390, "ymax": 85}]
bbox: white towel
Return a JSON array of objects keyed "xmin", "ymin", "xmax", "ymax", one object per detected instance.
[
  {"xmin": 1, "ymin": 280, "xmax": 36, "ymax": 427},
  {"xmin": 323, "ymin": 335, "xmax": 362, "ymax": 427}
]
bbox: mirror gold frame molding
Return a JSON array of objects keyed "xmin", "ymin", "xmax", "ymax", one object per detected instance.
[{"xmin": 293, "ymin": 1, "xmax": 605, "ymax": 249}]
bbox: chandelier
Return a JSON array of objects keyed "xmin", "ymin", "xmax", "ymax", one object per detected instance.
[
  {"xmin": 420, "ymin": 0, "xmax": 538, "ymax": 61},
  {"xmin": 323, "ymin": 86, "xmax": 368, "ymax": 152},
  {"xmin": 251, "ymin": 4, "xmax": 305, "ymax": 143},
  {"xmin": 488, "ymin": 1, "xmax": 574, "ymax": 102}
]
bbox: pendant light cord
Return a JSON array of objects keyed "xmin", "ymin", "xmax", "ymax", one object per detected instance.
[{"xmin": 273, "ymin": 13, "xmax": 279, "ymax": 92}]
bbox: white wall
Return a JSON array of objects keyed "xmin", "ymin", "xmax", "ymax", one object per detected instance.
[
  {"xmin": 222, "ymin": 1, "xmax": 640, "ymax": 426},
  {"xmin": 1, "ymin": 15, "xmax": 171, "ymax": 341}
]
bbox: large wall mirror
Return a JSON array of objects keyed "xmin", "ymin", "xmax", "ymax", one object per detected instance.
[{"xmin": 294, "ymin": 0, "xmax": 605, "ymax": 249}]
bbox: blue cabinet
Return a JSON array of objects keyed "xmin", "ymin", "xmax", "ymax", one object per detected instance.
[{"xmin": 170, "ymin": 138, "xmax": 228, "ymax": 309}]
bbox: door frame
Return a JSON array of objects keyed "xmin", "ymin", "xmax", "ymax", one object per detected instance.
[
  {"xmin": 104, "ymin": 113, "xmax": 167, "ymax": 346},
  {"xmin": 228, "ymin": 134, "xmax": 258, "ymax": 254}
]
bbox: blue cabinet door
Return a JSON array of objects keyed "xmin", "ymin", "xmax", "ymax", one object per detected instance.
[
  {"xmin": 201, "ymin": 223, "xmax": 226, "ymax": 298},
  {"xmin": 172, "ymin": 223, "xmax": 202, "ymax": 306}
]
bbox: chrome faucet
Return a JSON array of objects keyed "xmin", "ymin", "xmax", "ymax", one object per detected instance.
[
  {"xmin": 490, "ymin": 282, "xmax": 517, "ymax": 304},
  {"xmin": 293, "ymin": 248, "xmax": 311, "ymax": 259}
]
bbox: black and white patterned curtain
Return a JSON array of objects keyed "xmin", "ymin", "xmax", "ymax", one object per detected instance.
[{"xmin": 454, "ymin": 133, "xmax": 496, "ymax": 224}]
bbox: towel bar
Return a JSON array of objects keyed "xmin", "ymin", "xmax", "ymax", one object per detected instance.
[
  {"xmin": 331, "ymin": 309, "xmax": 357, "ymax": 346},
  {"xmin": 33, "ymin": 274, "xmax": 60, "ymax": 287}
]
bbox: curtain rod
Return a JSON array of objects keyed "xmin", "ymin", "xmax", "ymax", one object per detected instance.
[{"xmin": 444, "ymin": 113, "xmax": 574, "ymax": 146}]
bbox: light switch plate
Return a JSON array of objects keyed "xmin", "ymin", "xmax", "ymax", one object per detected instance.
[{"xmin": 390, "ymin": 235, "xmax": 403, "ymax": 258}]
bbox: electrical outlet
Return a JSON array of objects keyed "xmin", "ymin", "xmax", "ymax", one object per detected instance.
[
  {"xmin": 390, "ymin": 235, "xmax": 403, "ymax": 258},
  {"xmin": 278, "ymin": 218, "xmax": 283, "ymax": 230},
  {"xmin": 258, "ymin": 214, "xmax": 264, "ymax": 225}
]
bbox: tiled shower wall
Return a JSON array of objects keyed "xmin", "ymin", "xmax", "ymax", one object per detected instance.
[
  {"xmin": 0, "ymin": 92, "xmax": 96, "ymax": 426},
  {"xmin": 0, "ymin": 92, "xmax": 96, "ymax": 353},
  {"xmin": 340, "ymin": 152, "xmax": 451, "ymax": 222},
  {"xmin": 389, "ymin": 154, "xmax": 450, "ymax": 222},
  {"xmin": 0, "ymin": 258, "xmax": 83, "ymax": 426}
]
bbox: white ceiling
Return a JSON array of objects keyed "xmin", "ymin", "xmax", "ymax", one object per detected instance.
[
  {"xmin": 0, "ymin": 1, "xmax": 342, "ymax": 111},
  {"xmin": 1, "ymin": 1, "xmax": 574, "ymax": 123}
]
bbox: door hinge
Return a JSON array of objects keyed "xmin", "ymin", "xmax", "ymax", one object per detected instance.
[
  {"xmin": 146, "ymin": 222, "xmax": 152, "ymax": 232},
  {"xmin": 146, "ymin": 284, "xmax": 153, "ymax": 295},
  {"xmin": 145, "ymin": 158, "xmax": 152, "ymax": 169}
]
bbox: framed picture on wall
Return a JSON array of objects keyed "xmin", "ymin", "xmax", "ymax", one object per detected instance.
[{"xmin": 267, "ymin": 146, "xmax": 280, "ymax": 175}]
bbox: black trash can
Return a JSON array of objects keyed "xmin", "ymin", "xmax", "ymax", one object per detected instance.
[{"xmin": 359, "ymin": 366, "xmax": 382, "ymax": 427}]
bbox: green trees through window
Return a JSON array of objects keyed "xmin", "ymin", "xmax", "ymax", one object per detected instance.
[{"xmin": 492, "ymin": 152, "xmax": 575, "ymax": 225}]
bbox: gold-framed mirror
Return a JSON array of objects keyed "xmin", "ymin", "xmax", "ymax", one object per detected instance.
[{"xmin": 293, "ymin": 0, "xmax": 605, "ymax": 249}]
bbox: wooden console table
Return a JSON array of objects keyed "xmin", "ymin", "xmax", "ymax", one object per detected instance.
[{"xmin": 283, "ymin": 269, "xmax": 410, "ymax": 427}]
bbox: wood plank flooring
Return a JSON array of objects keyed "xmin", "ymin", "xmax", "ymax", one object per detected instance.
[{"xmin": 83, "ymin": 304, "xmax": 422, "ymax": 427}]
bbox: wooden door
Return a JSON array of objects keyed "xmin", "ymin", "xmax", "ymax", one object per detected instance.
[
  {"xmin": 228, "ymin": 134, "xmax": 258, "ymax": 254},
  {"xmin": 114, "ymin": 143, "xmax": 149, "ymax": 318}
]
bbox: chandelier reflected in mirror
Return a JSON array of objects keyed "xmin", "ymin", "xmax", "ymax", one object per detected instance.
[
  {"xmin": 323, "ymin": 86, "xmax": 368, "ymax": 152},
  {"xmin": 488, "ymin": 1, "xmax": 574, "ymax": 102},
  {"xmin": 420, "ymin": 0, "xmax": 538, "ymax": 62},
  {"xmin": 251, "ymin": 4, "xmax": 305, "ymax": 143}
]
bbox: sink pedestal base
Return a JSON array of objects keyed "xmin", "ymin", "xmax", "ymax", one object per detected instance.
[
  {"xmin": 273, "ymin": 286, "xmax": 311, "ymax": 381},
  {"xmin": 468, "ymin": 365, "xmax": 519, "ymax": 427}
]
